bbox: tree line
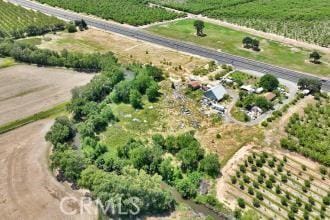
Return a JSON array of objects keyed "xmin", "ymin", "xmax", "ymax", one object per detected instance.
[{"xmin": 0, "ymin": 39, "xmax": 108, "ymax": 71}]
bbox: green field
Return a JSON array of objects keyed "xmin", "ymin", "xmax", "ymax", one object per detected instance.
[
  {"xmin": 0, "ymin": 0, "xmax": 64, "ymax": 38},
  {"xmin": 147, "ymin": 19, "xmax": 330, "ymax": 76},
  {"xmin": 37, "ymin": 0, "xmax": 184, "ymax": 26},
  {"xmin": 151, "ymin": 0, "xmax": 330, "ymax": 46}
]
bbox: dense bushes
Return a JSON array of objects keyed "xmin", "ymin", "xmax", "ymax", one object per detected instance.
[
  {"xmin": 37, "ymin": 0, "xmax": 184, "ymax": 26},
  {"xmin": 42, "ymin": 44, "xmax": 172, "ymax": 215},
  {"xmin": 236, "ymin": 91, "xmax": 273, "ymax": 112},
  {"xmin": 109, "ymin": 64, "xmax": 163, "ymax": 107},
  {"xmin": 79, "ymin": 165, "xmax": 175, "ymax": 215}
]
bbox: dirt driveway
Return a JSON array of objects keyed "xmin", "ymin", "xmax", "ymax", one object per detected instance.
[
  {"xmin": 0, "ymin": 120, "xmax": 97, "ymax": 220},
  {"xmin": 0, "ymin": 65, "xmax": 93, "ymax": 126}
]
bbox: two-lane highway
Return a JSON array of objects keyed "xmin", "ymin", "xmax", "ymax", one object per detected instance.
[{"xmin": 8, "ymin": 0, "xmax": 330, "ymax": 91}]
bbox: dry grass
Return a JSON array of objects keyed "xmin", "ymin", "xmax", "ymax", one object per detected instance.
[{"xmin": 39, "ymin": 29, "xmax": 209, "ymax": 77}]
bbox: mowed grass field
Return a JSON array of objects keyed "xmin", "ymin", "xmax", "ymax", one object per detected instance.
[{"xmin": 147, "ymin": 19, "xmax": 330, "ymax": 77}]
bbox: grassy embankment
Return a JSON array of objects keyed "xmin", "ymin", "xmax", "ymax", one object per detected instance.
[
  {"xmin": 0, "ymin": 102, "xmax": 67, "ymax": 134},
  {"xmin": 147, "ymin": 19, "xmax": 330, "ymax": 77}
]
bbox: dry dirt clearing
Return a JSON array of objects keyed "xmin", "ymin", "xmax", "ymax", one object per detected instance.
[
  {"xmin": 0, "ymin": 120, "xmax": 96, "ymax": 220},
  {"xmin": 39, "ymin": 29, "xmax": 209, "ymax": 77},
  {"xmin": 0, "ymin": 65, "xmax": 93, "ymax": 126}
]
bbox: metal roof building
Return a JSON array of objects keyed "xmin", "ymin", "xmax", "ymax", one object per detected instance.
[{"xmin": 204, "ymin": 84, "xmax": 227, "ymax": 101}]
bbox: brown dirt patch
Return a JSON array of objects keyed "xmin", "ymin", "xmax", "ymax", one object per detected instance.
[
  {"xmin": 0, "ymin": 120, "xmax": 97, "ymax": 220},
  {"xmin": 0, "ymin": 65, "xmax": 93, "ymax": 126}
]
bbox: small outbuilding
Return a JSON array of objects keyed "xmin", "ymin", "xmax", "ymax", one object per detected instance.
[
  {"xmin": 188, "ymin": 81, "xmax": 201, "ymax": 90},
  {"xmin": 255, "ymin": 87, "xmax": 264, "ymax": 94},
  {"xmin": 263, "ymin": 92, "xmax": 276, "ymax": 101},
  {"xmin": 204, "ymin": 84, "xmax": 227, "ymax": 101},
  {"xmin": 240, "ymin": 85, "xmax": 255, "ymax": 93}
]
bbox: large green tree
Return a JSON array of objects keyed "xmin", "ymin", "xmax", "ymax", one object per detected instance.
[
  {"xmin": 194, "ymin": 20, "xmax": 205, "ymax": 36},
  {"xmin": 260, "ymin": 74, "xmax": 279, "ymax": 91}
]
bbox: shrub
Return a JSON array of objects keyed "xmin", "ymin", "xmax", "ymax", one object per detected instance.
[
  {"xmin": 288, "ymin": 211, "xmax": 295, "ymax": 220},
  {"xmin": 243, "ymin": 175, "xmax": 250, "ymax": 183},
  {"xmin": 308, "ymin": 196, "xmax": 315, "ymax": 206},
  {"xmin": 268, "ymin": 160, "xmax": 275, "ymax": 167},
  {"xmin": 323, "ymin": 196, "xmax": 330, "ymax": 205},
  {"xmin": 320, "ymin": 166, "xmax": 327, "ymax": 175},
  {"xmin": 240, "ymin": 165, "xmax": 246, "ymax": 173},
  {"xmin": 296, "ymin": 197, "xmax": 302, "ymax": 207},
  {"xmin": 257, "ymin": 175, "xmax": 264, "ymax": 184},
  {"xmin": 239, "ymin": 180, "xmax": 245, "ymax": 190},
  {"xmin": 261, "ymin": 121, "xmax": 268, "ymax": 127},
  {"xmin": 248, "ymin": 186, "xmax": 254, "ymax": 195},
  {"xmin": 66, "ymin": 22, "xmax": 77, "ymax": 33},
  {"xmin": 231, "ymin": 176, "xmax": 237, "ymax": 184},
  {"xmin": 256, "ymin": 191, "xmax": 263, "ymax": 200},
  {"xmin": 291, "ymin": 204, "xmax": 298, "ymax": 213},
  {"xmin": 253, "ymin": 181, "xmax": 259, "ymax": 189},
  {"xmin": 260, "ymin": 169, "xmax": 266, "ymax": 177},
  {"xmin": 276, "ymin": 185, "xmax": 281, "ymax": 194},
  {"xmin": 281, "ymin": 197, "xmax": 288, "ymax": 206},
  {"xmin": 269, "ymin": 175, "xmax": 276, "ymax": 183},
  {"xmin": 302, "ymin": 165, "xmax": 307, "ymax": 171},
  {"xmin": 304, "ymin": 180, "xmax": 311, "ymax": 188},
  {"xmin": 281, "ymin": 174, "xmax": 288, "ymax": 183},
  {"xmin": 305, "ymin": 203, "xmax": 312, "ymax": 212},
  {"xmin": 303, "ymin": 210, "xmax": 309, "ymax": 220},
  {"xmin": 237, "ymin": 198, "xmax": 245, "ymax": 208},
  {"xmin": 251, "ymin": 165, "xmax": 257, "ymax": 172},
  {"xmin": 253, "ymin": 198, "xmax": 260, "ymax": 208},
  {"xmin": 265, "ymin": 180, "xmax": 273, "ymax": 189}
]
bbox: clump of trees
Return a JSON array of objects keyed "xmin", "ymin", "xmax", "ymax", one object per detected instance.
[
  {"xmin": 297, "ymin": 78, "xmax": 322, "ymax": 94},
  {"xmin": 109, "ymin": 64, "xmax": 163, "ymax": 108},
  {"xmin": 242, "ymin": 36, "xmax": 260, "ymax": 51},
  {"xmin": 0, "ymin": 39, "xmax": 113, "ymax": 71},
  {"xmin": 42, "ymin": 47, "xmax": 176, "ymax": 215},
  {"xmin": 236, "ymin": 91, "xmax": 273, "ymax": 112}
]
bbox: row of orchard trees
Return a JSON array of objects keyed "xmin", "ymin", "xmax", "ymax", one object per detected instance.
[
  {"xmin": 281, "ymin": 98, "xmax": 330, "ymax": 166},
  {"xmin": 0, "ymin": 39, "xmax": 105, "ymax": 71},
  {"xmin": 152, "ymin": 0, "xmax": 330, "ymax": 47},
  {"xmin": 0, "ymin": 1, "xmax": 65, "ymax": 39},
  {"xmin": 36, "ymin": 0, "xmax": 184, "ymax": 26}
]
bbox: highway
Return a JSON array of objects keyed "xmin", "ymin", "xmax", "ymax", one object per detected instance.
[{"xmin": 8, "ymin": 0, "xmax": 330, "ymax": 91}]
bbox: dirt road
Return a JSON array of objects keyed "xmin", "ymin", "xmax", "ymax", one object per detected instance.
[
  {"xmin": 0, "ymin": 65, "xmax": 94, "ymax": 126},
  {"xmin": 0, "ymin": 120, "xmax": 97, "ymax": 220}
]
